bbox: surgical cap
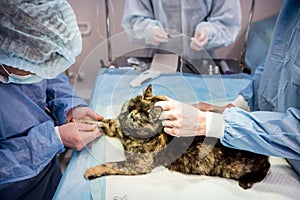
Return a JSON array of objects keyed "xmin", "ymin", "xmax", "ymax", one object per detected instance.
[{"xmin": 0, "ymin": 0, "xmax": 82, "ymax": 79}]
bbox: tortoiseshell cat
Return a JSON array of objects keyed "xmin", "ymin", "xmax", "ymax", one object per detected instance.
[{"xmin": 84, "ymin": 85, "xmax": 270, "ymax": 189}]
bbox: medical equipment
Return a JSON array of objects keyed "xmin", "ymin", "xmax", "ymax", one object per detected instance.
[
  {"xmin": 127, "ymin": 57, "xmax": 149, "ymax": 72},
  {"xmin": 214, "ymin": 66, "xmax": 220, "ymax": 75},
  {"xmin": 219, "ymin": 60, "xmax": 232, "ymax": 74},
  {"xmin": 130, "ymin": 69, "xmax": 161, "ymax": 87},
  {"xmin": 129, "ymin": 54, "xmax": 178, "ymax": 87}
]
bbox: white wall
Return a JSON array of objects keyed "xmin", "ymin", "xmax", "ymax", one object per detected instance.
[{"xmin": 67, "ymin": 0, "xmax": 283, "ymax": 100}]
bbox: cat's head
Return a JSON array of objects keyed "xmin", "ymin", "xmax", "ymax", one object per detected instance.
[{"xmin": 117, "ymin": 84, "xmax": 167, "ymax": 138}]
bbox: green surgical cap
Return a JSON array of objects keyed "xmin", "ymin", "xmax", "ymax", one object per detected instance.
[{"xmin": 0, "ymin": 0, "xmax": 82, "ymax": 78}]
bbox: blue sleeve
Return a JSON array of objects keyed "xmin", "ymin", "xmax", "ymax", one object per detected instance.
[
  {"xmin": 195, "ymin": 0, "xmax": 242, "ymax": 49},
  {"xmin": 121, "ymin": 0, "xmax": 163, "ymax": 44},
  {"xmin": 0, "ymin": 121, "xmax": 64, "ymax": 186},
  {"xmin": 221, "ymin": 107, "xmax": 300, "ymax": 159},
  {"xmin": 0, "ymin": 83, "xmax": 65, "ymax": 185},
  {"xmin": 46, "ymin": 73, "xmax": 87, "ymax": 125}
]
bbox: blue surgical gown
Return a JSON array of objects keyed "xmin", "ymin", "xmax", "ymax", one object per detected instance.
[
  {"xmin": 0, "ymin": 74, "xmax": 87, "ymax": 186},
  {"xmin": 121, "ymin": 0, "xmax": 241, "ymax": 56},
  {"xmin": 221, "ymin": 0, "xmax": 300, "ymax": 161}
]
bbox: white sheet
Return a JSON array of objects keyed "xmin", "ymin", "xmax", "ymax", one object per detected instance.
[{"xmin": 89, "ymin": 136, "xmax": 300, "ymax": 200}]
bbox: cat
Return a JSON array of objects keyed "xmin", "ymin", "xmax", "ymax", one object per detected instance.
[{"xmin": 83, "ymin": 84, "xmax": 270, "ymax": 189}]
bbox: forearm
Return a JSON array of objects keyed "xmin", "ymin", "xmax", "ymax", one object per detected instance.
[
  {"xmin": 46, "ymin": 74, "xmax": 87, "ymax": 124},
  {"xmin": 221, "ymin": 107, "xmax": 300, "ymax": 159},
  {"xmin": 0, "ymin": 121, "xmax": 64, "ymax": 184}
]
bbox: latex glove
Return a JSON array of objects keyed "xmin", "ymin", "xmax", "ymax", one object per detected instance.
[
  {"xmin": 193, "ymin": 102, "xmax": 234, "ymax": 114},
  {"xmin": 66, "ymin": 106, "xmax": 103, "ymax": 122},
  {"xmin": 58, "ymin": 121, "xmax": 102, "ymax": 150},
  {"xmin": 149, "ymin": 26, "xmax": 169, "ymax": 46},
  {"xmin": 154, "ymin": 98, "xmax": 206, "ymax": 137},
  {"xmin": 190, "ymin": 27, "xmax": 210, "ymax": 51}
]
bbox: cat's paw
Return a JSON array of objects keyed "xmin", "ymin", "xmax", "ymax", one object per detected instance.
[
  {"xmin": 84, "ymin": 168, "xmax": 96, "ymax": 180},
  {"xmin": 84, "ymin": 165, "xmax": 105, "ymax": 180},
  {"xmin": 238, "ymin": 181, "xmax": 254, "ymax": 189}
]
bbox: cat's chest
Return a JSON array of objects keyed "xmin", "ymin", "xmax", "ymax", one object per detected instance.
[{"xmin": 122, "ymin": 133, "xmax": 168, "ymax": 153}]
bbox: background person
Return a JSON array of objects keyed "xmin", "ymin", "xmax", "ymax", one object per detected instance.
[
  {"xmin": 0, "ymin": 1, "xmax": 103, "ymax": 199},
  {"xmin": 121, "ymin": 0, "xmax": 242, "ymax": 57}
]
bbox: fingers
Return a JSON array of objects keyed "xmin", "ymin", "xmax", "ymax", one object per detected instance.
[
  {"xmin": 153, "ymin": 30, "xmax": 169, "ymax": 42},
  {"xmin": 75, "ymin": 122, "xmax": 98, "ymax": 132},
  {"xmin": 154, "ymin": 98, "xmax": 178, "ymax": 110},
  {"xmin": 155, "ymin": 101, "xmax": 181, "ymax": 121},
  {"xmin": 78, "ymin": 127, "xmax": 101, "ymax": 147},
  {"xmin": 150, "ymin": 26, "xmax": 169, "ymax": 45},
  {"xmin": 195, "ymin": 30, "xmax": 208, "ymax": 44},
  {"xmin": 67, "ymin": 107, "xmax": 104, "ymax": 121},
  {"xmin": 190, "ymin": 37, "xmax": 207, "ymax": 51},
  {"xmin": 163, "ymin": 127, "xmax": 177, "ymax": 137},
  {"xmin": 190, "ymin": 28, "xmax": 210, "ymax": 51},
  {"xmin": 162, "ymin": 119, "xmax": 178, "ymax": 128},
  {"xmin": 59, "ymin": 122, "xmax": 102, "ymax": 150},
  {"xmin": 85, "ymin": 109, "xmax": 104, "ymax": 121}
]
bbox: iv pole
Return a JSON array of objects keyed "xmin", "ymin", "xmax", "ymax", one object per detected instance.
[
  {"xmin": 240, "ymin": 0, "xmax": 256, "ymax": 72},
  {"xmin": 105, "ymin": 0, "xmax": 112, "ymax": 63}
]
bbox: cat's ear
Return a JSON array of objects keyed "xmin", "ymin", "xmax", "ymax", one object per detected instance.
[{"xmin": 143, "ymin": 84, "xmax": 152, "ymax": 100}]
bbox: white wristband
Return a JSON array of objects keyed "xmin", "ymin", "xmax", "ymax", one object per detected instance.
[
  {"xmin": 231, "ymin": 95, "xmax": 250, "ymax": 111},
  {"xmin": 205, "ymin": 112, "xmax": 225, "ymax": 138},
  {"xmin": 55, "ymin": 126, "xmax": 63, "ymax": 144}
]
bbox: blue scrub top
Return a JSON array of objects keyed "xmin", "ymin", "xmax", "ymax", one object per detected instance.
[
  {"xmin": 221, "ymin": 0, "xmax": 300, "ymax": 168},
  {"xmin": 0, "ymin": 74, "xmax": 87, "ymax": 187}
]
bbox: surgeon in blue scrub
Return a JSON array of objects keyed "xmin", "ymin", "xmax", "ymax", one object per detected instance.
[
  {"xmin": 122, "ymin": 0, "xmax": 242, "ymax": 57},
  {"xmin": 156, "ymin": 0, "xmax": 300, "ymax": 174},
  {"xmin": 0, "ymin": 1, "xmax": 103, "ymax": 199}
]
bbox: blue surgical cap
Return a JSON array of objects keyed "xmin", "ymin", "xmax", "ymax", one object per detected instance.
[{"xmin": 0, "ymin": 0, "xmax": 82, "ymax": 79}]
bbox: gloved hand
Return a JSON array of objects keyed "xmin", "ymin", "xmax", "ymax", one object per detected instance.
[
  {"xmin": 154, "ymin": 97, "xmax": 206, "ymax": 137},
  {"xmin": 66, "ymin": 106, "xmax": 103, "ymax": 122},
  {"xmin": 190, "ymin": 27, "xmax": 210, "ymax": 51},
  {"xmin": 58, "ymin": 106, "xmax": 104, "ymax": 150},
  {"xmin": 58, "ymin": 121, "xmax": 101, "ymax": 150},
  {"xmin": 149, "ymin": 26, "xmax": 169, "ymax": 46}
]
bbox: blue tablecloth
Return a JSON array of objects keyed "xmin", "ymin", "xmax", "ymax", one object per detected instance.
[{"xmin": 53, "ymin": 68, "xmax": 300, "ymax": 200}]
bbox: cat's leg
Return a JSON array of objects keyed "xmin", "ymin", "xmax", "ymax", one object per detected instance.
[{"xmin": 84, "ymin": 153, "xmax": 155, "ymax": 179}]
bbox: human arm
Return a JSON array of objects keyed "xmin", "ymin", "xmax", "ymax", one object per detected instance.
[
  {"xmin": 0, "ymin": 83, "xmax": 66, "ymax": 185},
  {"xmin": 46, "ymin": 73, "xmax": 89, "ymax": 124},
  {"xmin": 222, "ymin": 107, "xmax": 300, "ymax": 159},
  {"xmin": 156, "ymin": 99, "xmax": 205, "ymax": 137},
  {"xmin": 121, "ymin": 0, "xmax": 168, "ymax": 45},
  {"xmin": 156, "ymin": 97, "xmax": 300, "ymax": 159},
  {"xmin": 46, "ymin": 74, "xmax": 103, "ymax": 148},
  {"xmin": 191, "ymin": 0, "xmax": 242, "ymax": 50}
]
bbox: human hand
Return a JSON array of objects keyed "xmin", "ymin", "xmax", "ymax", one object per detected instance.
[
  {"xmin": 193, "ymin": 102, "xmax": 234, "ymax": 114},
  {"xmin": 190, "ymin": 27, "xmax": 210, "ymax": 51},
  {"xmin": 66, "ymin": 106, "xmax": 103, "ymax": 122},
  {"xmin": 58, "ymin": 121, "xmax": 102, "ymax": 150},
  {"xmin": 154, "ymin": 98, "xmax": 206, "ymax": 137},
  {"xmin": 149, "ymin": 26, "xmax": 169, "ymax": 46}
]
